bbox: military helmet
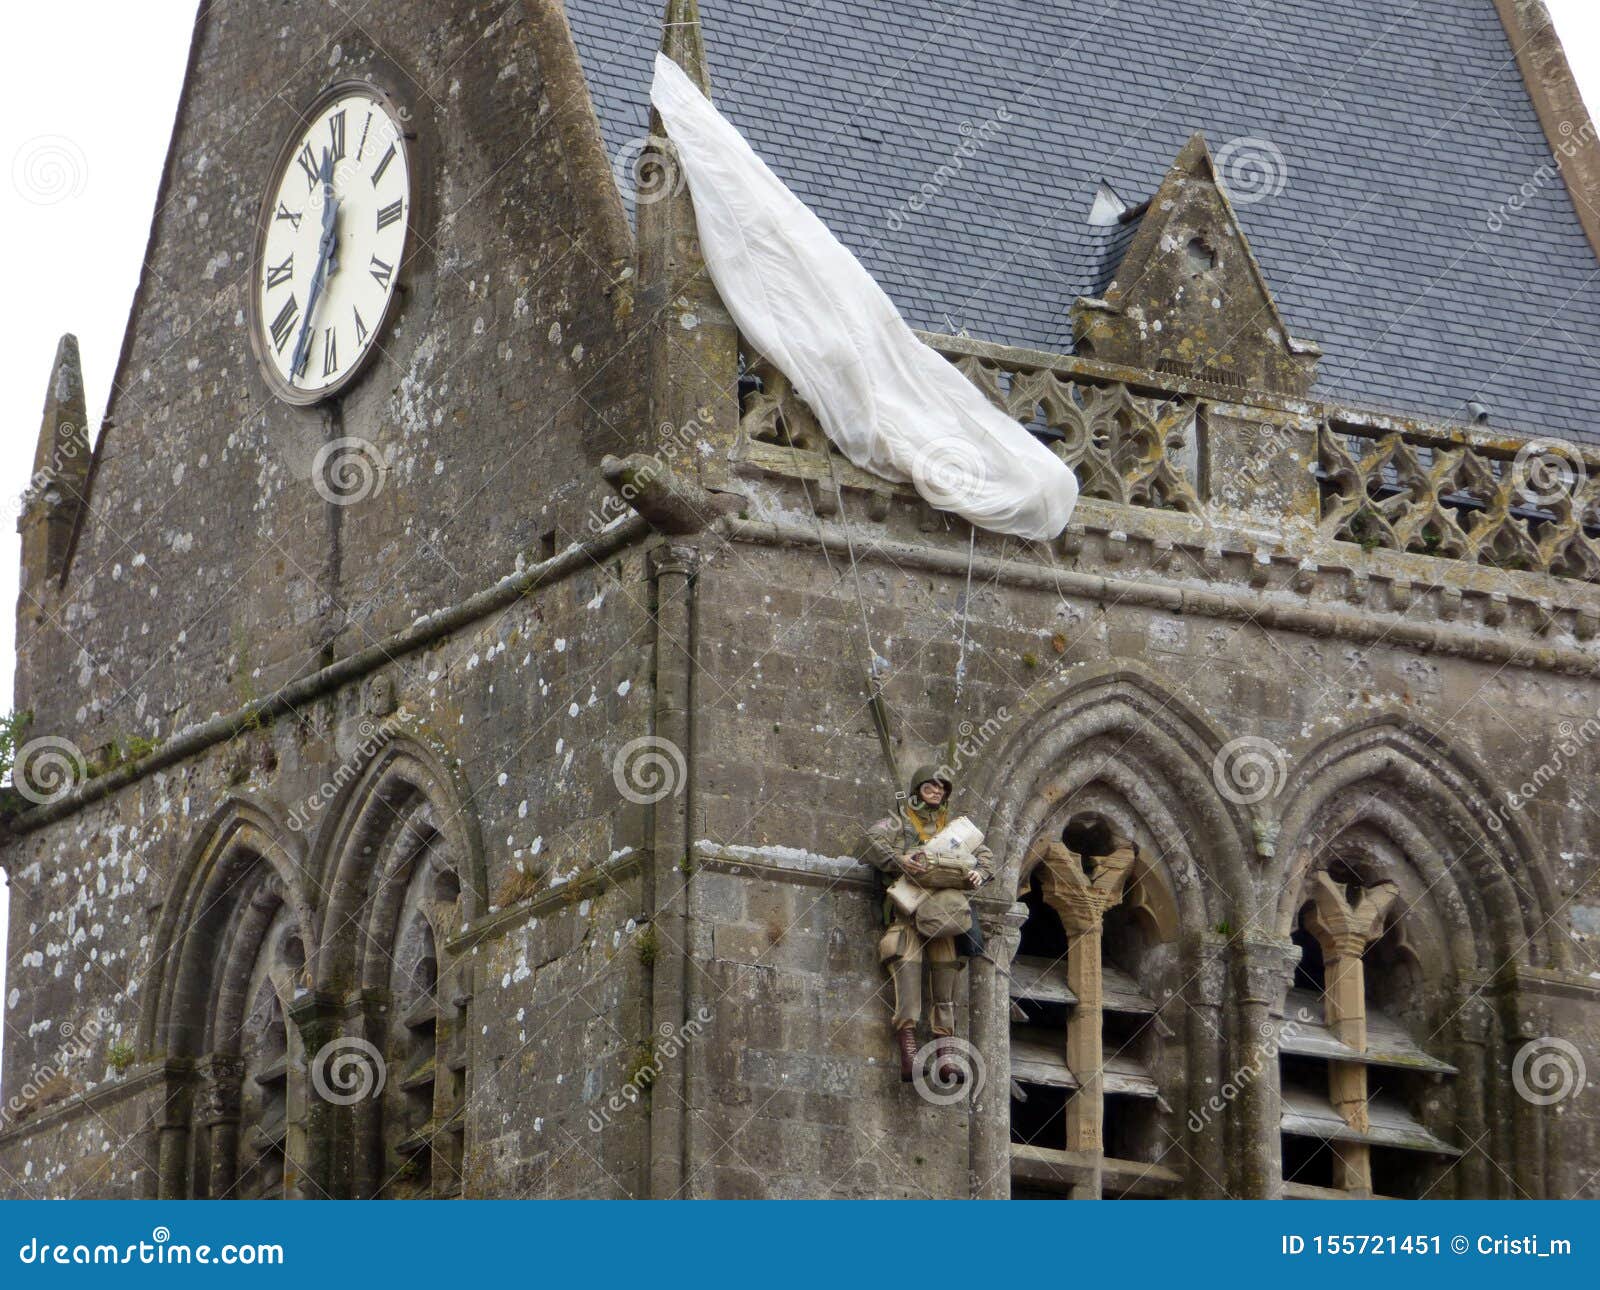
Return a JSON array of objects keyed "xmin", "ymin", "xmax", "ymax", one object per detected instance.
[{"xmin": 908, "ymin": 763, "xmax": 954, "ymax": 803}]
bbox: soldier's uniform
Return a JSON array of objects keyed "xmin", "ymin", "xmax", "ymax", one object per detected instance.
[{"xmin": 866, "ymin": 765, "xmax": 993, "ymax": 1078}]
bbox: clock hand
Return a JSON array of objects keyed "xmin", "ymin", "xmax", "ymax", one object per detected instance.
[{"xmin": 289, "ymin": 148, "xmax": 341, "ymax": 382}]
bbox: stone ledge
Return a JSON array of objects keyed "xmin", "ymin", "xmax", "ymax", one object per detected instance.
[{"xmin": 693, "ymin": 841, "xmax": 877, "ymax": 891}]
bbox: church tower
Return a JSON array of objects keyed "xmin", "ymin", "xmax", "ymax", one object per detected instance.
[{"xmin": 3, "ymin": 0, "xmax": 1598, "ymax": 1199}]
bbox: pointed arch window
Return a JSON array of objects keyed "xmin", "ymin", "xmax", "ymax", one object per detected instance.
[
  {"xmin": 1006, "ymin": 814, "xmax": 1182, "ymax": 1199},
  {"xmin": 1278, "ymin": 863, "xmax": 1460, "ymax": 1198}
]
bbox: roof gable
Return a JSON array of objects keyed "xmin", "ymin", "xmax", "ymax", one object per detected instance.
[{"xmin": 1074, "ymin": 133, "xmax": 1321, "ymax": 397}]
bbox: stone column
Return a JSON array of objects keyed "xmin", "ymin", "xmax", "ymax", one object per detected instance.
[
  {"xmin": 289, "ymin": 991, "xmax": 347, "ymax": 1200},
  {"xmin": 1302, "ymin": 874, "xmax": 1397, "ymax": 1193},
  {"xmin": 1505, "ymin": 993, "xmax": 1552, "ymax": 1199},
  {"xmin": 152, "ymin": 1061, "xmax": 195, "ymax": 1200},
  {"xmin": 1451, "ymin": 992, "xmax": 1493, "ymax": 1200},
  {"xmin": 196, "ymin": 1054, "xmax": 245, "ymax": 1200},
  {"xmin": 969, "ymin": 898, "xmax": 1027, "ymax": 1199},
  {"xmin": 649, "ymin": 542, "xmax": 697, "ymax": 1199},
  {"xmin": 1231, "ymin": 936, "xmax": 1300, "ymax": 1198},
  {"xmin": 1035, "ymin": 838, "xmax": 1134, "ymax": 1197},
  {"xmin": 1183, "ymin": 930, "xmax": 1230, "ymax": 1197}
]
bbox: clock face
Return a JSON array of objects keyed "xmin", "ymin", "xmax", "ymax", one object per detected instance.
[{"xmin": 251, "ymin": 83, "xmax": 413, "ymax": 404}]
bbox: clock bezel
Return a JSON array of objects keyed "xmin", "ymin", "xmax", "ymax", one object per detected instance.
[{"xmin": 248, "ymin": 79, "xmax": 417, "ymax": 407}]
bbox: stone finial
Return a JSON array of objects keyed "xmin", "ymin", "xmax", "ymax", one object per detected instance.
[
  {"xmin": 524, "ymin": 1, "xmax": 634, "ymax": 276},
  {"xmin": 660, "ymin": 0, "xmax": 711, "ymax": 96},
  {"xmin": 20, "ymin": 334, "xmax": 91, "ymax": 592}
]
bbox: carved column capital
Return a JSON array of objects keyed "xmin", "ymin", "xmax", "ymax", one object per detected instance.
[
  {"xmin": 1302, "ymin": 873, "xmax": 1398, "ymax": 959},
  {"xmin": 1032, "ymin": 840, "xmax": 1135, "ymax": 934},
  {"xmin": 650, "ymin": 542, "xmax": 700, "ymax": 579},
  {"xmin": 195, "ymin": 1053, "xmax": 246, "ymax": 1127}
]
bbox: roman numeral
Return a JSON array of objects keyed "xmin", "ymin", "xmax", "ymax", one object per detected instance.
[
  {"xmin": 371, "ymin": 143, "xmax": 396, "ymax": 186},
  {"xmin": 323, "ymin": 327, "xmax": 339, "ymax": 377},
  {"xmin": 353, "ymin": 307, "xmax": 369, "ymax": 345},
  {"xmin": 328, "ymin": 109, "xmax": 347, "ymax": 161},
  {"xmin": 269, "ymin": 296, "xmax": 300, "ymax": 354},
  {"xmin": 265, "ymin": 254, "xmax": 293, "ymax": 290},
  {"xmin": 376, "ymin": 200, "xmax": 403, "ymax": 232},
  {"xmin": 356, "ymin": 111, "xmax": 373, "ymax": 161},
  {"xmin": 297, "ymin": 143, "xmax": 319, "ymax": 191},
  {"xmin": 275, "ymin": 202, "xmax": 302, "ymax": 230},
  {"xmin": 369, "ymin": 255, "xmax": 394, "ymax": 289}
]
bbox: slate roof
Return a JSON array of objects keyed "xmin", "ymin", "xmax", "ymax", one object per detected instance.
[{"xmin": 566, "ymin": 0, "xmax": 1600, "ymax": 443}]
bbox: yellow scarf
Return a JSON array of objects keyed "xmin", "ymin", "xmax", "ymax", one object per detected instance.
[{"xmin": 903, "ymin": 802, "xmax": 949, "ymax": 843}]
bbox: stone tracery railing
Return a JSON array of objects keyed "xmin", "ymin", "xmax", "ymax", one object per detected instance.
[
  {"xmin": 1317, "ymin": 420, "xmax": 1600, "ymax": 583},
  {"xmin": 736, "ymin": 330, "xmax": 1600, "ymax": 585},
  {"xmin": 737, "ymin": 343, "xmax": 1203, "ymax": 516}
]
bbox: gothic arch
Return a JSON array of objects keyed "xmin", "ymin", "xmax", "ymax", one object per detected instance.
[
  {"xmin": 308, "ymin": 736, "xmax": 486, "ymax": 993},
  {"xmin": 965, "ymin": 660, "xmax": 1253, "ymax": 927},
  {"xmin": 144, "ymin": 798, "xmax": 311, "ymax": 1056},
  {"xmin": 142, "ymin": 797, "xmax": 314, "ymax": 1198},
  {"xmin": 1273, "ymin": 716, "xmax": 1568, "ymax": 972},
  {"xmin": 305, "ymin": 735, "xmax": 485, "ymax": 1197}
]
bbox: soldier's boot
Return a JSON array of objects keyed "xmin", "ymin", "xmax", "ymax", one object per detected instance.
[
  {"xmin": 936, "ymin": 1038, "xmax": 964, "ymax": 1086},
  {"xmin": 895, "ymin": 1026, "xmax": 918, "ymax": 1082}
]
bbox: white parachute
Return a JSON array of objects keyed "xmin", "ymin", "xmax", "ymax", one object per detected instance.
[{"xmin": 650, "ymin": 53, "xmax": 1078, "ymax": 541}]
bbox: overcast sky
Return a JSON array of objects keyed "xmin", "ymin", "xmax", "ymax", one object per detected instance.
[{"xmin": 0, "ymin": 0, "xmax": 1597, "ymax": 1071}]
